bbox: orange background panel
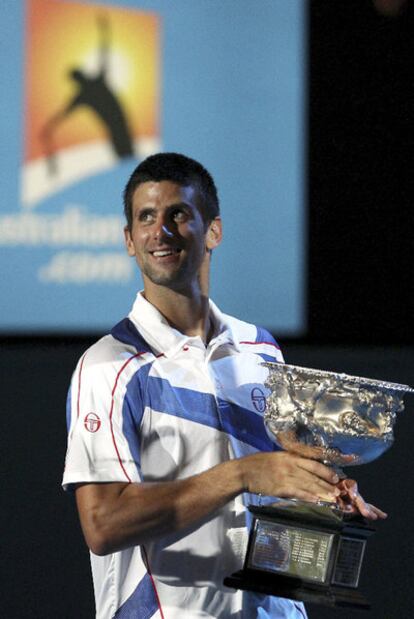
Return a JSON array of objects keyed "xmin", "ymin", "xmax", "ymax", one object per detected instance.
[{"xmin": 24, "ymin": 0, "xmax": 160, "ymax": 161}]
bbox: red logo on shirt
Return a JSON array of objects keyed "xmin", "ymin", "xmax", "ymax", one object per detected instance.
[
  {"xmin": 251, "ymin": 387, "xmax": 266, "ymax": 413},
  {"xmin": 84, "ymin": 412, "xmax": 101, "ymax": 433}
]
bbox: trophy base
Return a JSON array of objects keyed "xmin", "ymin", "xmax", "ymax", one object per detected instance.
[
  {"xmin": 224, "ymin": 568, "xmax": 370, "ymax": 609},
  {"xmin": 224, "ymin": 502, "xmax": 375, "ymax": 610}
]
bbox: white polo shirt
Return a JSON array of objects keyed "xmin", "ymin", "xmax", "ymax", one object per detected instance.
[{"xmin": 63, "ymin": 293, "xmax": 307, "ymax": 619}]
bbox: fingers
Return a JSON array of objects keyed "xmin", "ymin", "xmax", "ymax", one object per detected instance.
[
  {"xmin": 353, "ymin": 495, "xmax": 388, "ymax": 520},
  {"xmin": 296, "ymin": 456, "xmax": 340, "ymax": 485},
  {"xmin": 272, "ymin": 454, "xmax": 340, "ymax": 503},
  {"xmin": 244, "ymin": 453, "xmax": 373, "ymax": 507},
  {"xmin": 277, "ymin": 475, "xmax": 339, "ymax": 504},
  {"xmin": 370, "ymin": 504, "xmax": 387, "ymax": 519},
  {"xmin": 336, "ymin": 478, "xmax": 388, "ymax": 520},
  {"xmin": 337, "ymin": 478, "xmax": 358, "ymax": 496},
  {"xmin": 277, "ymin": 486, "xmax": 327, "ymax": 504}
]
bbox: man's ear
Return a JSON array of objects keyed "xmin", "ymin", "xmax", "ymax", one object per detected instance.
[
  {"xmin": 124, "ymin": 226, "xmax": 136, "ymax": 257},
  {"xmin": 206, "ymin": 217, "xmax": 222, "ymax": 251}
]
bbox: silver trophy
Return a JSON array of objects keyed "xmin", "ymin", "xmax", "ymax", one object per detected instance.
[
  {"xmin": 225, "ymin": 363, "xmax": 413, "ymax": 609},
  {"xmin": 263, "ymin": 363, "xmax": 413, "ymax": 471}
]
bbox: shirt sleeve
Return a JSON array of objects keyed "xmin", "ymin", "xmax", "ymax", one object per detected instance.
[
  {"xmin": 62, "ymin": 340, "xmax": 146, "ymax": 491},
  {"xmin": 254, "ymin": 326, "xmax": 285, "ymax": 363}
]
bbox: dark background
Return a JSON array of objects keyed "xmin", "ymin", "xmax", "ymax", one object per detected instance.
[
  {"xmin": 308, "ymin": 0, "xmax": 414, "ymax": 345},
  {"xmin": 2, "ymin": 1, "xmax": 414, "ymax": 617}
]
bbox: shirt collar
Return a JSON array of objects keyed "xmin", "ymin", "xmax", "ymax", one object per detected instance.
[{"xmin": 128, "ymin": 292, "xmax": 238, "ymax": 358}]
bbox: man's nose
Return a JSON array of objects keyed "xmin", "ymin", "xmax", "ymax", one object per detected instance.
[{"xmin": 154, "ymin": 221, "xmax": 174, "ymax": 239}]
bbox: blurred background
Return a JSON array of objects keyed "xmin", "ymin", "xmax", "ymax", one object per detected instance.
[{"xmin": 1, "ymin": 0, "xmax": 413, "ymax": 617}]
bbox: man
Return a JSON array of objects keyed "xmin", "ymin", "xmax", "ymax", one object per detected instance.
[{"xmin": 63, "ymin": 153, "xmax": 385, "ymax": 618}]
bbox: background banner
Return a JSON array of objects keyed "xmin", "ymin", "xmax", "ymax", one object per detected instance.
[{"xmin": 0, "ymin": 0, "xmax": 305, "ymax": 334}]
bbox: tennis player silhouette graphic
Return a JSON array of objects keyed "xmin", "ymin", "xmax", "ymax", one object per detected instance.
[{"xmin": 41, "ymin": 14, "xmax": 135, "ymax": 175}]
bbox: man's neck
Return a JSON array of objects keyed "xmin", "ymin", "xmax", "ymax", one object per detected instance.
[{"xmin": 143, "ymin": 284, "xmax": 212, "ymax": 344}]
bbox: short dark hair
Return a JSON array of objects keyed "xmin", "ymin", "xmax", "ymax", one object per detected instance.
[{"xmin": 123, "ymin": 152, "xmax": 220, "ymax": 230}]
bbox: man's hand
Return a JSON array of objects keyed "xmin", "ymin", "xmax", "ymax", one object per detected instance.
[
  {"xmin": 239, "ymin": 451, "xmax": 341, "ymax": 504},
  {"xmin": 336, "ymin": 478, "xmax": 387, "ymax": 520}
]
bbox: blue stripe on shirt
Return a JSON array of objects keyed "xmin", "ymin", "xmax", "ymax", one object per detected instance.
[
  {"xmin": 255, "ymin": 326, "xmax": 280, "ymax": 349},
  {"xmin": 216, "ymin": 397, "xmax": 276, "ymax": 452},
  {"xmin": 113, "ymin": 573, "xmax": 158, "ymax": 619},
  {"xmin": 120, "ymin": 370, "xmax": 276, "ymax": 470},
  {"xmin": 111, "ymin": 317, "xmax": 155, "ymax": 353},
  {"xmin": 258, "ymin": 353, "xmax": 280, "ymax": 362},
  {"xmin": 121, "ymin": 362, "xmax": 154, "ymax": 476}
]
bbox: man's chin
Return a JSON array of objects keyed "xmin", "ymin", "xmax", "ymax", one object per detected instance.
[{"xmin": 144, "ymin": 268, "xmax": 187, "ymax": 289}]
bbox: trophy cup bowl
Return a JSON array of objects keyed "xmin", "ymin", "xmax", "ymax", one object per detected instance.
[
  {"xmin": 224, "ymin": 363, "xmax": 414, "ymax": 609},
  {"xmin": 263, "ymin": 363, "xmax": 414, "ymax": 472}
]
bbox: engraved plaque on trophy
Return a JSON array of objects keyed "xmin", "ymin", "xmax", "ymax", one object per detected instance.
[{"xmin": 224, "ymin": 364, "xmax": 414, "ymax": 609}]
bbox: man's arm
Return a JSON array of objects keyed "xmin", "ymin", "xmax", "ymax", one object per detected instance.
[
  {"xmin": 96, "ymin": 14, "xmax": 110, "ymax": 79},
  {"xmin": 76, "ymin": 451, "xmax": 341, "ymax": 556}
]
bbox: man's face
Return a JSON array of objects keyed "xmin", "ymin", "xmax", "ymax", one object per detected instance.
[{"xmin": 124, "ymin": 180, "xmax": 221, "ymax": 292}]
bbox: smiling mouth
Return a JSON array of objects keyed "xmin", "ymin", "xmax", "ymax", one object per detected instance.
[{"xmin": 150, "ymin": 248, "xmax": 182, "ymax": 258}]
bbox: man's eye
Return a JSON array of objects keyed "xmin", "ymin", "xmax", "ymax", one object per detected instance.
[
  {"xmin": 138, "ymin": 212, "xmax": 154, "ymax": 223},
  {"xmin": 172, "ymin": 209, "xmax": 187, "ymax": 221}
]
